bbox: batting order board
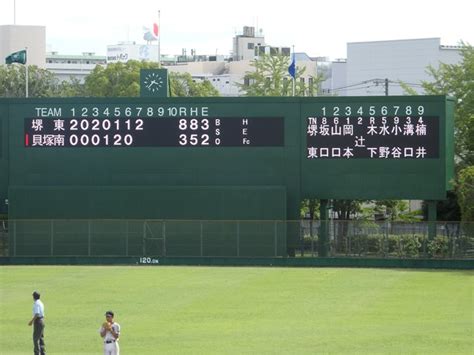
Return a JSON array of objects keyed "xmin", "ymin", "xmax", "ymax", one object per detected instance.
[{"xmin": 0, "ymin": 96, "xmax": 454, "ymax": 256}]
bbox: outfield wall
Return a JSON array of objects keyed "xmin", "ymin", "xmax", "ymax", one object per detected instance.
[{"xmin": 0, "ymin": 256, "xmax": 472, "ymax": 269}]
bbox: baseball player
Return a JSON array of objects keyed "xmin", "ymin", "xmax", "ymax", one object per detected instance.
[
  {"xmin": 99, "ymin": 311, "xmax": 120, "ymax": 355},
  {"xmin": 28, "ymin": 291, "xmax": 45, "ymax": 355}
]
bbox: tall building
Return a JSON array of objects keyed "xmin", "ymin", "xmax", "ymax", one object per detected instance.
[
  {"xmin": 333, "ymin": 38, "xmax": 462, "ymax": 96},
  {"xmin": 232, "ymin": 26, "xmax": 265, "ymax": 61},
  {"xmin": 45, "ymin": 52, "xmax": 106, "ymax": 82},
  {"xmin": 0, "ymin": 25, "xmax": 46, "ymax": 67}
]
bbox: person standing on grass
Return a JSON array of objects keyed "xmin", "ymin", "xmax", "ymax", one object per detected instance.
[
  {"xmin": 100, "ymin": 310, "xmax": 121, "ymax": 355},
  {"xmin": 28, "ymin": 291, "xmax": 45, "ymax": 355}
]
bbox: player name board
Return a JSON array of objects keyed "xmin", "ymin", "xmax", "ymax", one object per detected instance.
[
  {"xmin": 24, "ymin": 117, "xmax": 284, "ymax": 148},
  {"xmin": 306, "ymin": 115, "xmax": 439, "ymax": 159}
]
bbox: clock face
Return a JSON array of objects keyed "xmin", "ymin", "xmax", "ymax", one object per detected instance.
[
  {"xmin": 143, "ymin": 72, "xmax": 164, "ymax": 93},
  {"xmin": 140, "ymin": 69, "xmax": 168, "ymax": 97}
]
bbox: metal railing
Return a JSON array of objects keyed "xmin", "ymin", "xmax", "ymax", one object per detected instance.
[
  {"xmin": 1, "ymin": 219, "xmax": 473, "ymax": 259},
  {"xmin": 300, "ymin": 220, "xmax": 474, "ymax": 259},
  {"xmin": 2, "ymin": 219, "xmax": 289, "ymax": 258}
]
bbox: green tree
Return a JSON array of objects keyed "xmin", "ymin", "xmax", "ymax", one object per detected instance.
[
  {"xmin": 421, "ymin": 44, "xmax": 474, "ymax": 167},
  {"xmin": 423, "ymin": 44, "xmax": 473, "ymax": 220},
  {"xmin": 83, "ymin": 60, "xmax": 144, "ymax": 97},
  {"xmin": 57, "ymin": 76, "xmax": 86, "ymax": 97},
  {"xmin": 237, "ymin": 53, "xmax": 322, "ymax": 97},
  {"xmin": 375, "ymin": 200, "xmax": 409, "ymax": 221},
  {"xmin": 402, "ymin": 43, "xmax": 473, "ymax": 220},
  {"xmin": 332, "ymin": 200, "xmax": 364, "ymax": 220},
  {"xmin": 0, "ymin": 64, "xmax": 60, "ymax": 97},
  {"xmin": 169, "ymin": 72, "xmax": 219, "ymax": 97},
  {"xmin": 83, "ymin": 60, "xmax": 219, "ymax": 97},
  {"xmin": 421, "ymin": 191, "xmax": 461, "ymax": 221},
  {"xmin": 300, "ymin": 199, "xmax": 320, "ymax": 219},
  {"xmin": 457, "ymin": 166, "xmax": 474, "ymax": 221}
]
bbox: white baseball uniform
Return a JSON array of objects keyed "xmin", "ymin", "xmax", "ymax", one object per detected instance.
[{"xmin": 99, "ymin": 322, "xmax": 120, "ymax": 355}]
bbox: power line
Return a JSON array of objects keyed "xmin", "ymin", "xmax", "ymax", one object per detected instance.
[
  {"xmin": 331, "ymin": 79, "xmax": 378, "ymax": 91},
  {"xmin": 330, "ymin": 78, "xmax": 425, "ymax": 94}
]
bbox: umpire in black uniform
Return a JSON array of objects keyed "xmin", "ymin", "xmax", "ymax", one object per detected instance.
[{"xmin": 28, "ymin": 291, "xmax": 46, "ymax": 355}]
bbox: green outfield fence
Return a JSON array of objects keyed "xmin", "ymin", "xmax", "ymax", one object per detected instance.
[
  {"xmin": 0, "ymin": 219, "xmax": 473, "ymax": 259},
  {"xmin": 300, "ymin": 220, "xmax": 474, "ymax": 259}
]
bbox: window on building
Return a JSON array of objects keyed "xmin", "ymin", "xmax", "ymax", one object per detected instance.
[{"xmin": 248, "ymin": 43, "xmax": 254, "ymax": 50}]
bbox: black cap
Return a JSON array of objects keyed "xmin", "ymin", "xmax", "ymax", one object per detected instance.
[
  {"xmin": 105, "ymin": 311, "xmax": 114, "ymax": 317},
  {"xmin": 32, "ymin": 291, "xmax": 40, "ymax": 299}
]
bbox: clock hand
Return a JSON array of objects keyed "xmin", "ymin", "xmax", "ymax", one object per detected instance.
[{"xmin": 147, "ymin": 80, "xmax": 157, "ymax": 88}]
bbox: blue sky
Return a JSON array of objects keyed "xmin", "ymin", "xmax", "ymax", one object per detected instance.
[{"xmin": 1, "ymin": 0, "xmax": 472, "ymax": 59}]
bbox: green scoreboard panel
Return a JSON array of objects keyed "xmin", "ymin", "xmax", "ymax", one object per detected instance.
[
  {"xmin": 0, "ymin": 96, "xmax": 454, "ymax": 256},
  {"xmin": 7, "ymin": 98, "xmax": 301, "ymax": 221},
  {"xmin": 301, "ymin": 96, "xmax": 454, "ymax": 200},
  {"xmin": 0, "ymin": 102, "xmax": 8, "ymax": 213},
  {"xmin": 3, "ymin": 96, "xmax": 454, "ymax": 207}
]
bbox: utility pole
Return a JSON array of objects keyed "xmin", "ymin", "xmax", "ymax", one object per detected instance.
[
  {"xmin": 157, "ymin": 10, "xmax": 161, "ymax": 67},
  {"xmin": 385, "ymin": 78, "xmax": 389, "ymax": 96},
  {"xmin": 25, "ymin": 47, "xmax": 28, "ymax": 98},
  {"xmin": 292, "ymin": 45, "xmax": 295, "ymax": 97}
]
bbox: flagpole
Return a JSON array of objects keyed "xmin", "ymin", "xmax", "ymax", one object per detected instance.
[
  {"xmin": 292, "ymin": 45, "xmax": 295, "ymax": 97},
  {"xmin": 158, "ymin": 10, "xmax": 161, "ymax": 67},
  {"xmin": 25, "ymin": 47, "xmax": 28, "ymax": 98}
]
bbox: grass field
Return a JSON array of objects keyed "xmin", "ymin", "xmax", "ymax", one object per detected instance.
[{"xmin": 0, "ymin": 266, "xmax": 472, "ymax": 354}]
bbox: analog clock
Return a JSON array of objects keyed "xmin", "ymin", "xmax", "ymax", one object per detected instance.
[{"xmin": 143, "ymin": 72, "xmax": 164, "ymax": 93}]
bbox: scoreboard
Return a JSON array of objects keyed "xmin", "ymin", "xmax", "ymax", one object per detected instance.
[
  {"xmin": 1, "ymin": 96, "xmax": 454, "ymax": 217},
  {"xmin": 0, "ymin": 95, "xmax": 454, "ymax": 256},
  {"xmin": 305, "ymin": 113, "xmax": 439, "ymax": 160},
  {"xmin": 24, "ymin": 117, "xmax": 284, "ymax": 148}
]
